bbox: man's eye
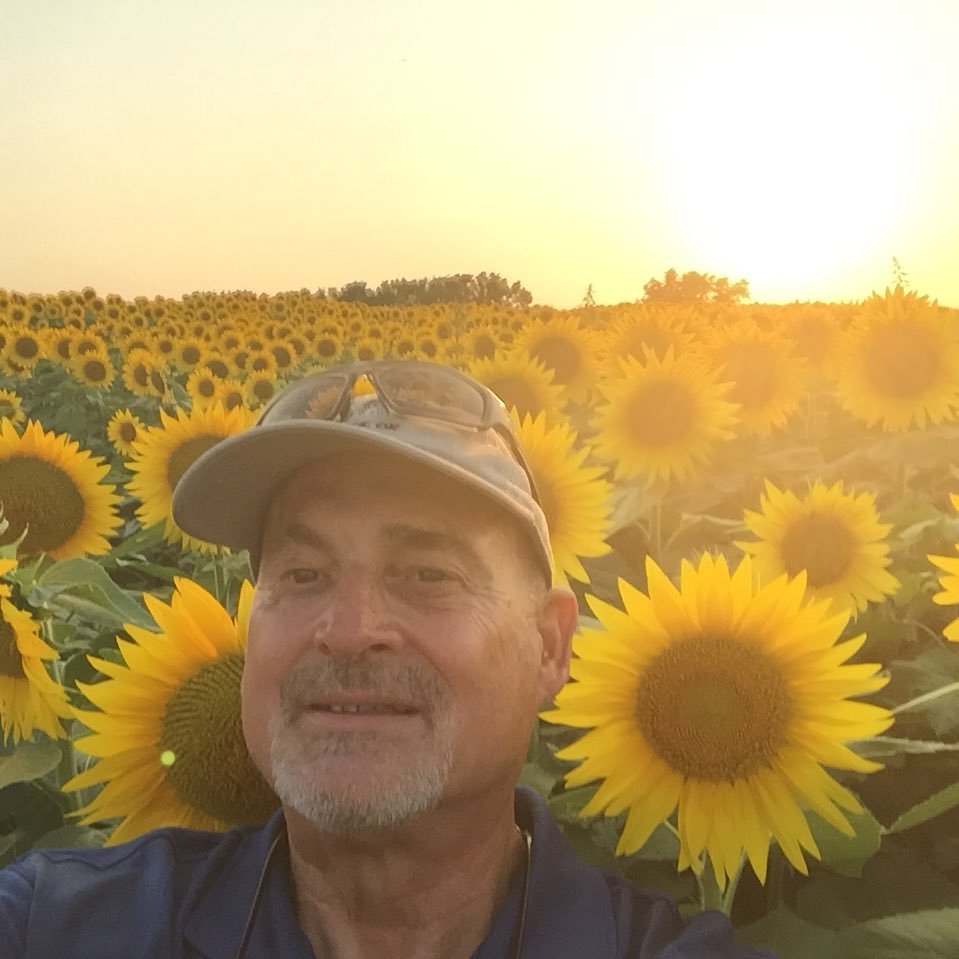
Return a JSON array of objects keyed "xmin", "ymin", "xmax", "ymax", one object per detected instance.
[{"xmin": 283, "ymin": 568, "xmax": 318, "ymax": 585}]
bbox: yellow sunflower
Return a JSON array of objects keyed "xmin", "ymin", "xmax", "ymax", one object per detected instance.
[
  {"xmin": 106, "ymin": 408, "xmax": 147, "ymax": 457},
  {"xmin": 736, "ymin": 480, "xmax": 900, "ymax": 617},
  {"xmin": 602, "ymin": 306, "xmax": 696, "ymax": 370},
  {"xmin": 0, "ymin": 387, "xmax": 25, "ymax": 428},
  {"xmin": 590, "ymin": 349, "xmax": 740, "ymax": 484},
  {"xmin": 69, "ymin": 348, "xmax": 116, "ymax": 390},
  {"xmin": 122, "ymin": 347, "xmax": 168, "ymax": 399},
  {"xmin": 0, "ymin": 419, "xmax": 121, "ymax": 558},
  {"xmin": 6, "ymin": 330, "xmax": 47, "ymax": 370},
  {"xmin": 185, "ymin": 366, "xmax": 221, "ymax": 409},
  {"xmin": 126, "ymin": 402, "xmax": 254, "ymax": 551},
  {"xmin": 699, "ymin": 322, "xmax": 808, "ymax": 436},
  {"xmin": 542, "ymin": 553, "xmax": 893, "ymax": 888},
  {"xmin": 512, "ymin": 315, "xmax": 600, "ymax": 404},
  {"xmin": 467, "ymin": 350, "xmax": 567, "ymax": 421},
  {"xmin": 0, "ymin": 596, "xmax": 72, "ymax": 743},
  {"xmin": 67, "ymin": 578, "xmax": 279, "ymax": 843},
  {"xmin": 927, "ymin": 492, "xmax": 959, "ymax": 642},
  {"xmin": 511, "ymin": 410, "xmax": 612, "ymax": 585},
  {"xmin": 834, "ymin": 286, "xmax": 959, "ymax": 431}
]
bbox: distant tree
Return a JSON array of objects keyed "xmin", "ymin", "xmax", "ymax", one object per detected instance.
[
  {"xmin": 325, "ymin": 273, "xmax": 532, "ymax": 307},
  {"xmin": 642, "ymin": 269, "xmax": 750, "ymax": 304},
  {"xmin": 892, "ymin": 257, "xmax": 910, "ymax": 288}
]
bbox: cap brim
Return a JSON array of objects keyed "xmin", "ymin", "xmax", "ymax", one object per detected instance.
[{"xmin": 171, "ymin": 420, "xmax": 547, "ymax": 568}]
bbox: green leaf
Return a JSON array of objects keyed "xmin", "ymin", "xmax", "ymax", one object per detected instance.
[
  {"xmin": 807, "ymin": 806, "xmax": 882, "ymax": 878},
  {"xmin": 888, "ymin": 781, "xmax": 959, "ymax": 834},
  {"xmin": 32, "ymin": 824, "xmax": 107, "ymax": 850},
  {"xmin": 32, "ymin": 557, "xmax": 154, "ymax": 628},
  {"xmin": 0, "ymin": 741, "xmax": 62, "ymax": 790},
  {"xmin": 518, "ymin": 761, "xmax": 560, "ymax": 797},
  {"xmin": 837, "ymin": 908, "xmax": 959, "ymax": 958},
  {"xmin": 738, "ymin": 906, "xmax": 843, "ymax": 959}
]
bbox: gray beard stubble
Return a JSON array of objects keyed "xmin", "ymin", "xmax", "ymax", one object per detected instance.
[{"xmin": 269, "ymin": 657, "xmax": 454, "ymax": 835}]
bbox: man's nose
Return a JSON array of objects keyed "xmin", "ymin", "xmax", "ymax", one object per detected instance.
[{"xmin": 310, "ymin": 568, "xmax": 401, "ymax": 655}]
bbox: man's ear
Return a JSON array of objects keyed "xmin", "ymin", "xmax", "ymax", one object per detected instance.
[{"xmin": 537, "ymin": 586, "xmax": 578, "ymax": 702}]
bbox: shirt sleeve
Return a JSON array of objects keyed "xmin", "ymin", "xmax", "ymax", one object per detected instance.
[{"xmin": 0, "ymin": 860, "xmax": 33, "ymax": 956}]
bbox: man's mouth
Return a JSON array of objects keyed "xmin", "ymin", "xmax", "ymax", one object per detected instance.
[{"xmin": 308, "ymin": 701, "xmax": 419, "ymax": 716}]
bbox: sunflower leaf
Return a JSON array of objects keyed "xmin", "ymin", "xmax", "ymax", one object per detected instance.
[
  {"xmin": 836, "ymin": 908, "xmax": 959, "ymax": 958},
  {"xmin": 887, "ymin": 781, "xmax": 959, "ymax": 834},
  {"xmin": 738, "ymin": 905, "xmax": 842, "ymax": 959},
  {"xmin": 807, "ymin": 806, "xmax": 882, "ymax": 878},
  {"xmin": 0, "ymin": 741, "xmax": 62, "ymax": 790},
  {"xmin": 31, "ymin": 558, "xmax": 153, "ymax": 629}
]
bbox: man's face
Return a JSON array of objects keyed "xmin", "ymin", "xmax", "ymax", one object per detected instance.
[{"xmin": 242, "ymin": 449, "xmax": 573, "ymax": 835}]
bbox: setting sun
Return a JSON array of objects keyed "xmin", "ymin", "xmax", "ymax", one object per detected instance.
[{"xmin": 654, "ymin": 9, "xmax": 935, "ymax": 298}]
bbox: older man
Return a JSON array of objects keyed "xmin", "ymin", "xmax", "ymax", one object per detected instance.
[{"xmin": 0, "ymin": 360, "xmax": 773, "ymax": 958}]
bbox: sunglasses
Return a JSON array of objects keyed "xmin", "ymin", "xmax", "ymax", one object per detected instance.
[{"xmin": 255, "ymin": 360, "xmax": 541, "ymax": 502}]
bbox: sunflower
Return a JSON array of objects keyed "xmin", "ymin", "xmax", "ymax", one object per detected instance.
[
  {"xmin": 69, "ymin": 348, "xmax": 116, "ymax": 390},
  {"xmin": 512, "ymin": 315, "xmax": 600, "ymax": 403},
  {"xmin": 217, "ymin": 378, "xmax": 248, "ymax": 412},
  {"xmin": 243, "ymin": 372, "xmax": 278, "ymax": 409},
  {"xmin": 185, "ymin": 366, "xmax": 221, "ymax": 408},
  {"xmin": 736, "ymin": 480, "xmax": 900, "ymax": 617},
  {"xmin": 591, "ymin": 349, "xmax": 740, "ymax": 484},
  {"xmin": 462, "ymin": 322, "xmax": 505, "ymax": 363},
  {"xmin": 6, "ymin": 330, "xmax": 47, "ymax": 370},
  {"xmin": 542, "ymin": 553, "xmax": 893, "ymax": 888},
  {"xmin": 927, "ymin": 493, "xmax": 959, "ymax": 642},
  {"xmin": 0, "ymin": 593, "xmax": 72, "ymax": 743},
  {"xmin": 602, "ymin": 307, "xmax": 695, "ymax": 370},
  {"xmin": 834, "ymin": 286, "xmax": 959, "ymax": 431},
  {"xmin": 467, "ymin": 350, "xmax": 567, "ymax": 421},
  {"xmin": 0, "ymin": 419, "xmax": 121, "ymax": 558},
  {"xmin": 511, "ymin": 410, "xmax": 612, "ymax": 585},
  {"xmin": 66, "ymin": 578, "xmax": 279, "ymax": 842},
  {"xmin": 698, "ymin": 322, "xmax": 808, "ymax": 436},
  {"xmin": 106, "ymin": 408, "xmax": 146, "ymax": 457},
  {"xmin": 0, "ymin": 388, "xmax": 25, "ymax": 428},
  {"xmin": 126, "ymin": 402, "xmax": 254, "ymax": 551},
  {"xmin": 122, "ymin": 348, "xmax": 168, "ymax": 398}
]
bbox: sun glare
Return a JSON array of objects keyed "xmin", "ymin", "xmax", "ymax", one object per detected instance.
[{"xmin": 654, "ymin": 11, "xmax": 929, "ymax": 297}]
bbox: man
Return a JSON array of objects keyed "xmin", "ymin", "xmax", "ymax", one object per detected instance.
[{"xmin": 0, "ymin": 359, "xmax": 773, "ymax": 957}]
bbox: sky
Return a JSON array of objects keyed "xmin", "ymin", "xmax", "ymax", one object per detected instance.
[{"xmin": 3, "ymin": 0, "xmax": 959, "ymax": 309}]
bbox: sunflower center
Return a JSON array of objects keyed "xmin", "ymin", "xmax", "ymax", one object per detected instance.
[
  {"xmin": 623, "ymin": 381, "xmax": 697, "ymax": 446},
  {"xmin": 636, "ymin": 637, "xmax": 792, "ymax": 781},
  {"xmin": 487, "ymin": 375, "xmax": 542, "ymax": 418},
  {"xmin": 166, "ymin": 435, "xmax": 228, "ymax": 491},
  {"xmin": 118, "ymin": 421, "xmax": 138, "ymax": 444},
  {"xmin": 723, "ymin": 345, "xmax": 779, "ymax": 407},
  {"xmin": 0, "ymin": 619, "xmax": 25, "ymax": 678},
  {"xmin": 863, "ymin": 323, "xmax": 941, "ymax": 397},
  {"xmin": 530, "ymin": 335, "xmax": 581, "ymax": 384},
  {"xmin": 779, "ymin": 511, "xmax": 854, "ymax": 586},
  {"xmin": 0, "ymin": 457, "xmax": 85, "ymax": 555},
  {"xmin": 159, "ymin": 652, "xmax": 279, "ymax": 823}
]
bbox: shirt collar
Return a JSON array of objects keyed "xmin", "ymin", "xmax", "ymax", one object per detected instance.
[{"xmin": 184, "ymin": 789, "xmax": 620, "ymax": 959}]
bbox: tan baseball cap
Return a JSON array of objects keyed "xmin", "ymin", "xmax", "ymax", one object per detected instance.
[{"xmin": 171, "ymin": 360, "xmax": 552, "ymax": 579}]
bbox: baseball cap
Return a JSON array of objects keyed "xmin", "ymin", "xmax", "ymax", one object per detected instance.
[{"xmin": 171, "ymin": 360, "xmax": 552, "ymax": 579}]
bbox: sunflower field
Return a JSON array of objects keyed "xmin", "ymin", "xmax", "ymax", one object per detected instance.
[{"xmin": 3, "ymin": 284, "xmax": 959, "ymax": 955}]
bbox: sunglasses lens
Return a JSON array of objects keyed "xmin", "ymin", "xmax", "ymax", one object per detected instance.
[
  {"xmin": 259, "ymin": 372, "xmax": 350, "ymax": 424},
  {"xmin": 376, "ymin": 366, "xmax": 487, "ymax": 426}
]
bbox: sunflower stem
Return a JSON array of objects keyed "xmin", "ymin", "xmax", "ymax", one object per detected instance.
[
  {"xmin": 720, "ymin": 854, "xmax": 746, "ymax": 916},
  {"xmin": 891, "ymin": 680, "xmax": 959, "ymax": 715},
  {"xmin": 697, "ymin": 857, "xmax": 726, "ymax": 914}
]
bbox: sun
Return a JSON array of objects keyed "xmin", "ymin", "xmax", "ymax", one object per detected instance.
[{"xmin": 653, "ymin": 12, "xmax": 924, "ymax": 298}]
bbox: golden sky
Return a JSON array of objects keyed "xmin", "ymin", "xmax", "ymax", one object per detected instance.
[{"xmin": 3, "ymin": 0, "xmax": 958, "ymax": 308}]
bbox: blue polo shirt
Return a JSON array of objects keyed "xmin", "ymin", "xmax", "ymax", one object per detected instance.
[{"xmin": 0, "ymin": 788, "xmax": 774, "ymax": 958}]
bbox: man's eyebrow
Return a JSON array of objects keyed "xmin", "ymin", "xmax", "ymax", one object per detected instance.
[
  {"xmin": 384, "ymin": 523, "xmax": 490, "ymax": 574},
  {"xmin": 273, "ymin": 521, "xmax": 331, "ymax": 553}
]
